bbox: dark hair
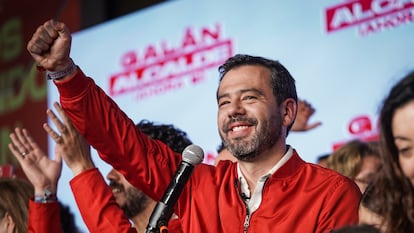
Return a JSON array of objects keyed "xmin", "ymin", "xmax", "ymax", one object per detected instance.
[
  {"xmin": 59, "ymin": 201, "xmax": 80, "ymax": 233},
  {"xmin": 137, "ymin": 120, "xmax": 192, "ymax": 153},
  {"xmin": 316, "ymin": 153, "xmax": 330, "ymax": 163},
  {"xmin": 373, "ymin": 70, "xmax": 414, "ymax": 233},
  {"xmin": 360, "ymin": 183, "xmax": 381, "ymax": 215},
  {"xmin": 330, "ymin": 224, "xmax": 380, "ymax": 233},
  {"xmin": 217, "ymin": 54, "xmax": 298, "ymax": 133}
]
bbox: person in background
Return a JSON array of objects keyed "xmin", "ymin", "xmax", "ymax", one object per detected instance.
[
  {"xmin": 316, "ymin": 153, "xmax": 330, "ymax": 167},
  {"xmin": 26, "ymin": 19, "xmax": 361, "ymax": 232},
  {"xmin": 289, "ymin": 98, "xmax": 322, "ymax": 132},
  {"xmin": 368, "ymin": 70, "xmax": 414, "ymax": 233},
  {"xmin": 326, "ymin": 139, "xmax": 381, "ymax": 193},
  {"xmin": 9, "ymin": 104, "xmax": 133, "ymax": 233},
  {"xmin": 0, "ymin": 177, "xmax": 33, "ymax": 233},
  {"xmin": 9, "ymin": 103, "xmax": 187, "ymax": 233},
  {"xmin": 214, "ymin": 142, "xmax": 237, "ymax": 165},
  {"xmin": 358, "ymin": 184, "xmax": 383, "ymax": 231},
  {"xmin": 329, "ymin": 224, "xmax": 380, "ymax": 233},
  {"xmin": 214, "ymin": 98, "xmax": 322, "ymax": 165},
  {"xmin": 107, "ymin": 119, "xmax": 192, "ymax": 233},
  {"xmin": 59, "ymin": 201, "xmax": 81, "ymax": 233}
]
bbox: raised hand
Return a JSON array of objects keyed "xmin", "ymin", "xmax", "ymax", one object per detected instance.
[
  {"xmin": 43, "ymin": 102, "xmax": 95, "ymax": 176},
  {"xmin": 8, "ymin": 128, "xmax": 62, "ymax": 195},
  {"xmin": 27, "ymin": 19, "xmax": 73, "ymax": 72},
  {"xmin": 291, "ymin": 99, "xmax": 322, "ymax": 132}
]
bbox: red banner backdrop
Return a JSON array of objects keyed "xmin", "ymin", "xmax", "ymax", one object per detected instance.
[{"xmin": 0, "ymin": 0, "xmax": 81, "ymax": 178}]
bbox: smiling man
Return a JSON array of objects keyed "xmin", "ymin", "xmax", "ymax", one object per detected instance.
[{"xmin": 27, "ymin": 19, "xmax": 362, "ymax": 233}]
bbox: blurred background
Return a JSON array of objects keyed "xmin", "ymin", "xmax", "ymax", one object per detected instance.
[{"xmin": 0, "ymin": 0, "xmax": 167, "ymax": 178}]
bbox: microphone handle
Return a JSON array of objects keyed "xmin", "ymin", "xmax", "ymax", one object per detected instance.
[{"xmin": 145, "ymin": 162, "xmax": 194, "ymax": 233}]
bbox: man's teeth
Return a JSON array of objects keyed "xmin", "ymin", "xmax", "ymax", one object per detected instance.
[{"xmin": 232, "ymin": 126, "xmax": 248, "ymax": 131}]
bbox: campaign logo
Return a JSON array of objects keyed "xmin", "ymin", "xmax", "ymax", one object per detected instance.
[
  {"xmin": 109, "ymin": 23, "xmax": 233, "ymax": 100},
  {"xmin": 332, "ymin": 115, "xmax": 379, "ymax": 150},
  {"xmin": 325, "ymin": 0, "xmax": 414, "ymax": 36}
]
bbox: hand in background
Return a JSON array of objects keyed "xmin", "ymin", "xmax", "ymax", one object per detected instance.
[
  {"xmin": 8, "ymin": 128, "xmax": 62, "ymax": 195},
  {"xmin": 291, "ymin": 99, "xmax": 322, "ymax": 132},
  {"xmin": 43, "ymin": 102, "xmax": 94, "ymax": 176}
]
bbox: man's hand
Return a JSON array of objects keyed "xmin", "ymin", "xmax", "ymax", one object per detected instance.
[
  {"xmin": 27, "ymin": 19, "xmax": 72, "ymax": 71},
  {"xmin": 291, "ymin": 99, "xmax": 322, "ymax": 132},
  {"xmin": 43, "ymin": 102, "xmax": 94, "ymax": 176}
]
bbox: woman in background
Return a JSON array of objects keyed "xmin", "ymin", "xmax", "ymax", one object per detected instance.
[
  {"xmin": 0, "ymin": 177, "xmax": 33, "ymax": 233},
  {"xmin": 370, "ymin": 71, "xmax": 414, "ymax": 232}
]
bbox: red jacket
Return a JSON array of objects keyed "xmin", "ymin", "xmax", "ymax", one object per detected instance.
[{"xmin": 56, "ymin": 69, "xmax": 361, "ymax": 233}]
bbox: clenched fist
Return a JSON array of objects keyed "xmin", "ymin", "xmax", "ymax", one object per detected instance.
[{"xmin": 27, "ymin": 19, "xmax": 73, "ymax": 72}]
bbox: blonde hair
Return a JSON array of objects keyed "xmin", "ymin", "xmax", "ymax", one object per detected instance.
[
  {"xmin": 0, "ymin": 178, "xmax": 33, "ymax": 233},
  {"xmin": 327, "ymin": 139, "xmax": 379, "ymax": 179}
]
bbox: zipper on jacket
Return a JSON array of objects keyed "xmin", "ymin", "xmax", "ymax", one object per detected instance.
[{"xmin": 243, "ymin": 206, "xmax": 251, "ymax": 233}]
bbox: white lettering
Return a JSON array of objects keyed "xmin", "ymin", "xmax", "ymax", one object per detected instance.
[{"xmin": 331, "ymin": 7, "xmax": 355, "ymax": 29}]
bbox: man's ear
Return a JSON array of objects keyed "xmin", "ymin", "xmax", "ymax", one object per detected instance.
[
  {"xmin": 281, "ymin": 98, "xmax": 297, "ymax": 127},
  {"xmin": 4, "ymin": 212, "xmax": 16, "ymax": 232}
]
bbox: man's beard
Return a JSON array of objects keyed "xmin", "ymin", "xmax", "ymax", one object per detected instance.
[
  {"xmin": 221, "ymin": 113, "xmax": 281, "ymax": 162},
  {"xmin": 121, "ymin": 187, "xmax": 151, "ymax": 219},
  {"xmin": 110, "ymin": 181, "xmax": 151, "ymax": 219}
]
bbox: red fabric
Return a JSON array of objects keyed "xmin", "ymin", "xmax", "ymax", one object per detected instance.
[
  {"xmin": 70, "ymin": 168, "xmax": 184, "ymax": 233},
  {"xmin": 70, "ymin": 168, "xmax": 137, "ymax": 233},
  {"xmin": 168, "ymin": 218, "xmax": 183, "ymax": 233},
  {"xmin": 28, "ymin": 200, "xmax": 61, "ymax": 233},
  {"xmin": 55, "ymin": 69, "xmax": 361, "ymax": 233}
]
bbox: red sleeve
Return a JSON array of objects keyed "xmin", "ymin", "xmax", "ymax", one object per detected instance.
[
  {"xmin": 28, "ymin": 200, "xmax": 62, "ymax": 233},
  {"xmin": 55, "ymin": 70, "xmax": 181, "ymax": 200},
  {"xmin": 70, "ymin": 168, "xmax": 137, "ymax": 233}
]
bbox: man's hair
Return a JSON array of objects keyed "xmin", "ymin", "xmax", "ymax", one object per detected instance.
[
  {"xmin": 137, "ymin": 120, "xmax": 193, "ymax": 153},
  {"xmin": 217, "ymin": 54, "xmax": 298, "ymax": 132}
]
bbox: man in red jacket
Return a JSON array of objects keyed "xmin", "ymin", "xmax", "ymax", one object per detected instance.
[{"xmin": 26, "ymin": 19, "xmax": 361, "ymax": 233}]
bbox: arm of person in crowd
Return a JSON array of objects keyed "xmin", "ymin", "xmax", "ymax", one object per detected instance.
[
  {"xmin": 291, "ymin": 99, "xmax": 322, "ymax": 132},
  {"xmin": 27, "ymin": 19, "xmax": 180, "ymax": 201},
  {"xmin": 8, "ymin": 128, "xmax": 62, "ymax": 233},
  {"xmin": 44, "ymin": 102, "xmax": 137, "ymax": 233}
]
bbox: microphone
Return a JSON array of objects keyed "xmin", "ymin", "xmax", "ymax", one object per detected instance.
[{"xmin": 145, "ymin": 144, "xmax": 204, "ymax": 233}]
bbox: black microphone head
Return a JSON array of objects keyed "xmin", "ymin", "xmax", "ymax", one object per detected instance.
[{"xmin": 182, "ymin": 144, "xmax": 204, "ymax": 165}]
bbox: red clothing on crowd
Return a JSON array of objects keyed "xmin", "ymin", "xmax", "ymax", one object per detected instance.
[
  {"xmin": 28, "ymin": 168, "xmax": 183, "ymax": 233},
  {"xmin": 28, "ymin": 200, "xmax": 61, "ymax": 233},
  {"xmin": 70, "ymin": 168, "xmax": 137, "ymax": 233},
  {"xmin": 71, "ymin": 168, "xmax": 182, "ymax": 233},
  {"xmin": 55, "ymin": 69, "xmax": 361, "ymax": 233}
]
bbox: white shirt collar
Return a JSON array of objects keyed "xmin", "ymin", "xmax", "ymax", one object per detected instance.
[{"xmin": 236, "ymin": 146, "xmax": 293, "ymax": 213}]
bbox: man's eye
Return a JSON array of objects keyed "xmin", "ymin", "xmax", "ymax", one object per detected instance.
[
  {"xmin": 218, "ymin": 101, "xmax": 230, "ymax": 107},
  {"xmin": 244, "ymin": 96, "xmax": 257, "ymax": 100}
]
